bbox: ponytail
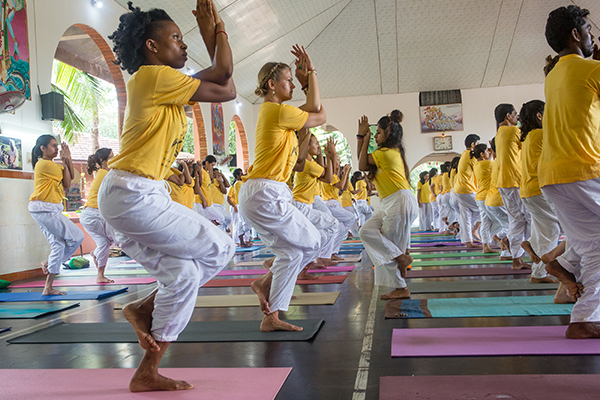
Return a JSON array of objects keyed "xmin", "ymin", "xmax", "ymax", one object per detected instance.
[
  {"xmin": 86, "ymin": 147, "xmax": 112, "ymax": 175},
  {"xmin": 373, "ymin": 109, "xmax": 410, "ymax": 185},
  {"xmin": 544, "ymin": 55, "xmax": 560, "ymax": 76},
  {"xmin": 31, "ymin": 134, "xmax": 56, "ymax": 168}
]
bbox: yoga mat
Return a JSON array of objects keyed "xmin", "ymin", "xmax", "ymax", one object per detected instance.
[
  {"xmin": 410, "ymin": 238, "xmax": 461, "ymax": 243},
  {"xmin": 338, "ymin": 255, "xmax": 362, "ymax": 262},
  {"xmin": 379, "ymin": 375, "xmax": 600, "ymax": 400},
  {"xmin": 391, "ymin": 325, "xmax": 600, "ymax": 357},
  {"xmin": 408, "ymin": 279, "xmax": 558, "ymax": 294},
  {"xmin": 411, "ymin": 257, "xmax": 529, "ymax": 267},
  {"xmin": 339, "ymin": 245, "xmax": 364, "ymax": 249},
  {"xmin": 9, "ymin": 277, "xmax": 156, "ymax": 288},
  {"xmin": 411, "ymin": 242, "xmax": 471, "ymax": 247},
  {"xmin": 384, "ymin": 295, "xmax": 572, "ymax": 318},
  {"xmin": 217, "ymin": 266, "xmax": 354, "ymax": 276},
  {"xmin": 410, "ymin": 246, "xmax": 482, "ymax": 252},
  {"xmin": 407, "ymin": 266, "xmax": 530, "ymax": 278},
  {"xmin": 0, "ymin": 288, "xmax": 128, "ymax": 302},
  {"xmin": 0, "ymin": 302, "xmax": 80, "ymax": 319},
  {"xmin": 235, "ymin": 245, "xmax": 263, "ymax": 252},
  {"xmin": 62, "ymin": 269, "xmax": 150, "ymax": 276},
  {"xmin": 9, "ymin": 319, "xmax": 325, "ymax": 344},
  {"xmin": 234, "ymin": 256, "xmax": 360, "ymax": 266},
  {"xmin": 193, "ymin": 291, "xmax": 340, "ymax": 307},
  {"xmin": 0, "ymin": 327, "xmax": 10, "ymax": 333},
  {"xmin": 203, "ymin": 275, "xmax": 347, "ymax": 288},
  {"xmin": 0, "ymin": 367, "xmax": 291, "ymax": 400},
  {"xmin": 412, "ymin": 251, "xmax": 504, "ymax": 259}
]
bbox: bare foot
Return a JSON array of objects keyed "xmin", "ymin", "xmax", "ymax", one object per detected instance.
[
  {"xmin": 42, "ymin": 288, "xmax": 66, "ymax": 295},
  {"xmin": 521, "ymin": 241, "xmax": 541, "ymax": 263},
  {"xmin": 530, "ymin": 276, "xmax": 559, "ymax": 284},
  {"xmin": 541, "ymin": 241, "xmax": 566, "ymax": 265},
  {"xmin": 263, "ymin": 257, "xmax": 275, "ymax": 270},
  {"xmin": 380, "ymin": 287, "xmax": 411, "ymax": 300},
  {"xmin": 466, "ymin": 242, "xmax": 482, "ymax": 249},
  {"xmin": 511, "ymin": 257, "xmax": 531, "ymax": 270},
  {"xmin": 122, "ymin": 303, "xmax": 160, "ymax": 352},
  {"xmin": 499, "ymin": 256, "xmax": 513, "ymax": 261},
  {"xmin": 41, "ymin": 260, "xmax": 49, "ymax": 275},
  {"xmin": 565, "ymin": 322, "xmax": 600, "ymax": 339},
  {"xmin": 96, "ymin": 276, "xmax": 115, "ymax": 284},
  {"xmin": 545, "ymin": 260, "xmax": 584, "ymax": 302},
  {"xmin": 554, "ymin": 282, "xmax": 575, "ymax": 304},
  {"xmin": 251, "ymin": 275, "xmax": 272, "ymax": 315},
  {"xmin": 317, "ymin": 257, "xmax": 336, "ymax": 266},
  {"xmin": 395, "ymin": 253, "xmax": 413, "ymax": 278},
  {"xmin": 472, "ymin": 224, "xmax": 482, "ymax": 242},
  {"xmin": 483, "ymin": 244, "xmax": 499, "ymax": 254},
  {"xmin": 129, "ymin": 370, "xmax": 193, "ymax": 392},
  {"xmin": 260, "ymin": 312, "xmax": 303, "ymax": 332},
  {"xmin": 500, "ymin": 237, "xmax": 510, "ymax": 253},
  {"xmin": 331, "ymin": 254, "xmax": 344, "ymax": 261},
  {"xmin": 298, "ymin": 265, "xmax": 319, "ymax": 280}
]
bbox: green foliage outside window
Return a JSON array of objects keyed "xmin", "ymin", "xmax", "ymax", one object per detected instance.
[
  {"xmin": 409, "ymin": 161, "xmax": 443, "ymax": 196},
  {"xmin": 309, "ymin": 126, "xmax": 352, "ymax": 167}
]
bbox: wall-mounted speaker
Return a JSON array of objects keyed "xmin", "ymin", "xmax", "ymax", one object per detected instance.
[{"xmin": 41, "ymin": 92, "xmax": 64, "ymax": 121}]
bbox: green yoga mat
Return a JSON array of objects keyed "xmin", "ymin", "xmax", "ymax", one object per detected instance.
[
  {"xmin": 408, "ymin": 279, "xmax": 558, "ymax": 294},
  {"xmin": 0, "ymin": 302, "xmax": 80, "ymax": 319},
  {"xmin": 8, "ymin": 319, "xmax": 325, "ymax": 344},
  {"xmin": 385, "ymin": 295, "xmax": 572, "ymax": 318},
  {"xmin": 411, "ymin": 257, "xmax": 530, "ymax": 267},
  {"xmin": 412, "ymin": 251, "xmax": 503, "ymax": 260}
]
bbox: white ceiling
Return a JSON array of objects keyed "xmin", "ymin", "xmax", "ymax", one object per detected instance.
[{"xmin": 113, "ymin": 0, "xmax": 600, "ymax": 104}]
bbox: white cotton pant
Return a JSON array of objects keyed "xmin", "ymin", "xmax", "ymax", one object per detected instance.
[
  {"xmin": 326, "ymin": 199, "xmax": 356, "ymax": 252},
  {"xmin": 556, "ymin": 239, "xmax": 582, "ymax": 281},
  {"xmin": 486, "ymin": 205, "xmax": 512, "ymax": 258},
  {"xmin": 522, "ymin": 194, "xmax": 562, "ymax": 279},
  {"xmin": 355, "ymin": 199, "xmax": 374, "ymax": 226},
  {"xmin": 28, "ymin": 201, "xmax": 85, "ymax": 275},
  {"xmin": 344, "ymin": 205, "xmax": 361, "ymax": 238},
  {"xmin": 498, "ymin": 187, "xmax": 531, "ymax": 259},
  {"xmin": 313, "ymin": 195, "xmax": 331, "ymax": 216},
  {"xmin": 239, "ymin": 179, "xmax": 321, "ymax": 313},
  {"xmin": 437, "ymin": 193, "xmax": 450, "ymax": 231},
  {"xmin": 294, "ymin": 200, "xmax": 341, "ymax": 259},
  {"xmin": 448, "ymin": 191, "xmax": 460, "ymax": 224},
  {"xmin": 455, "ymin": 193, "xmax": 480, "ymax": 244},
  {"xmin": 79, "ymin": 207, "xmax": 117, "ymax": 268},
  {"xmin": 231, "ymin": 208, "xmax": 252, "ymax": 243},
  {"xmin": 431, "ymin": 200, "xmax": 439, "ymax": 231},
  {"xmin": 359, "ymin": 189, "xmax": 418, "ymax": 289},
  {"xmin": 476, "ymin": 200, "xmax": 493, "ymax": 244},
  {"xmin": 543, "ymin": 177, "xmax": 600, "ymax": 323},
  {"xmin": 98, "ymin": 169, "xmax": 234, "ymax": 342},
  {"xmin": 206, "ymin": 204, "xmax": 231, "ymax": 232},
  {"xmin": 418, "ymin": 203, "xmax": 433, "ymax": 231}
]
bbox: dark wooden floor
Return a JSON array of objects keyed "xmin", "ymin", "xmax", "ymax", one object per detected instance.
[{"xmin": 1, "ymin": 243, "xmax": 598, "ymax": 400}]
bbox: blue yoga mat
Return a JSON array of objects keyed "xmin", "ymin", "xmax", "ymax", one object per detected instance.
[
  {"xmin": 0, "ymin": 327, "xmax": 11, "ymax": 333},
  {"xmin": 235, "ymin": 246, "xmax": 263, "ymax": 253},
  {"xmin": 0, "ymin": 302, "xmax": 80, "ymax": 319},
  {"xmin": 339, "ymin": 245, "xmax": 364, "ymax": 250},
  {"xmin": 0, "ymin": 288, "xmax": 128, "ymax": 302}
]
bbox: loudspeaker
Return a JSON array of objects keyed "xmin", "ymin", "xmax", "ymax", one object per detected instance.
[{"xmin": 41, "ymin": 92, "xmax": 64, "ymax": 121}]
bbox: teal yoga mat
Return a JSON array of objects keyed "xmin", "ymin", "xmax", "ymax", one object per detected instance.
[
  {"xmin": 0, "ymin": 288, "xmax": 128, "ymax": 302},
  {"xmin": 384, "ymin": 295, "xmax": 572, "ymax": 318},
  {"xmin": 0, "ymin": 302, "xmax": 80, "ymax": 319},
  {"xmin": 411, "ymin": 257, "xmax": 530, "ymax": 267},
  {"xmin": 408, "ymin": 279, "xmax": 558, "ymax": 294}
]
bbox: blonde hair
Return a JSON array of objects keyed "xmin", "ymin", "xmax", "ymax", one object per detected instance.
[{"xmin": 254, "ymin": 62, "xmax": 291, "ymax": 97}]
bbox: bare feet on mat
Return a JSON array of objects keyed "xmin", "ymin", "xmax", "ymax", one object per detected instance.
[
  {"xmin": 482, "ymin": 244, "xmax": 498, "ymax": 254},
  {"xmin": 554, "ymin": 282, "xmax": 575, "ymax": 304},
  {"xmin": 260, "ymin": 312, "xmax": 303, "ymax": 332},
  {"xmin": 251, "ymin": 274, "xmax": 272, "ymax": 315},
  {"xmin": 511, "ymin": 257, "xmax": 531, "ymax": 270},
  {"xmin": 123, "ymin": 303, "xmax": 160, "ymax": 352},
  {"xmin": 380, "ymin": 287, "xmax": 411, "ymax": 300},
  {"xmin": 545, "ymin": 260, "xmax": 583, "ymax": 302},
  {"xmin": 331, "ymin": 254, "xmax": 344, "ymax": 261},
  {"xmin": 129, "ymin": 371, "xmax": 193, "ymax": 392},
  {"xmin": 499, "ymin": 256, "xmax": 513, "ymax": 261},
  {"xmin": 96, "ymin": 267, "xmax": 115, "ymax": 283},
  {"xmin": 42, "ymin": 288, "xmax": 66, "ymax": 296},
  {"xmin": 530, "ymin": 276, "xmax": 559, "ymax": 284},
  {"xmin": 41, "ymin": 260, "xmax": 49, "ymax": 275},
  {"xmin": 465, "ymin": 242, "xmax": 481, "ymax": 249},
  {"xmin": 317, "ymin": 257, "xmax": 336, "ymax": 266},
  {"xmin": 521, "ymin": 241, "xmax": 541, "ymax": 263},
  {"xmin": 472, "ymin": 226, "xmax": 481, "ymax": 242},
  {"xmin": 395, "ymin": 253, "xmax": 413, "ymax": 278},
  {"xmin": 500, "ymin": 236, "xmax": 510, "ymax": 252},
  {"xmin": 298, "ymin": 265, "xmax": 319, "ymax": 280},
  {"xmin": 565, "ymin": 323, "xmax": 600, "ymax": 339},
  {"xmin": 541, "ymin": 241, "xmax": 566, "ymax": 265},
  {"xmin": 263, "ymin": 257, "xmax": 275, "ymax": 270}
]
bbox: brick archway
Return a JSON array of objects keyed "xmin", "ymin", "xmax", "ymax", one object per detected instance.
[
  {"xmin": 232, "ymin": 115, "xmax": 249, "ymax": 171},
  {"xmin": 192, "ymin": 103, "xmax": 208, "ymax": 160},
  {"xmin": 72, "ymin": 24, "xmax": 126, "ymax": 136}
]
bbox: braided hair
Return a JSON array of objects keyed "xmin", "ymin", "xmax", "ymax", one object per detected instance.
[
  {"xmin": 109, "ymin": 2, "xmax": 174, "ymax": 75},
  {"xmin": 255, "ymin": 62, "xmax": 291, "ymax": 97},
  {"xmin": 87, "ymin": 148, "xmax": 112, "ymax": 175}
]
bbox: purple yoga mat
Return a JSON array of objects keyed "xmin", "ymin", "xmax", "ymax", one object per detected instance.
[
  {"xmin": 407, "ymin": 267, "xmax": 529, "ymax": 278},
  {"xmin": 217, "ymin": 265, "xmax": 354, "ymax": 276},
  {"xmin": 391, "ymin": 325, "xmax": 600, "ymax": 357},
  {"xmin": 411, "ymin": 242, "xmax": 473, "ymax": 247},
  {"xmin": 9, "ymin": 277, "xmax": 157, "ymax": 288},
  {"xmin": 379, "ymin": 375, "xmax": 600, "ymax": 400}
]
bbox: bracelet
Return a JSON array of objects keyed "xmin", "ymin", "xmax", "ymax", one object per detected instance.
[
  {"xmin": 356, "ymin": 135, "xmax": 365, "ymax": 139},
  {"xmin": 216, "ymin": 30, "xmax": 228, "ymax": 38},
  {"xmin": 308, "ymin": 69, "xmax": 317, "ymax": 75}
]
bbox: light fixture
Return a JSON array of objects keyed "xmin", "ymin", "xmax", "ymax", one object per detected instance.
[
  {"xmin": 236, "ymin": 100, "xmax": 242, "ymax": 108},
  {"xmin": 91, "ymin": 0, "xmax": 103, "ymax": 8},
  {"xmin": 187, "ymin": 67, "xmax": 195, "ymax": 75}
]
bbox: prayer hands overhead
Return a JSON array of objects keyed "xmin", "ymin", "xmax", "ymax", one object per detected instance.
[
  {"xmin": 358, "ymin": 115, "xmax": 370, "ymax": 138},
  {"xmin": 193, "ymin": 0, "xmax": 216, "ymax": 31},
  {"xmin": 60, "ymin": 142, "xmax": 71, "ymax": 161},
  {"xmin": 292, "ymin": 45, "xmax": 313, "ymax": 87}
]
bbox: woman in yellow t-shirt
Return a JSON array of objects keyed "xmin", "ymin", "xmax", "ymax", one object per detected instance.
[
  {"xmin": 166, "ymin": 163, "xmax": 191, "ymax": 206},
  {"xmin": 80, "ymin": 148, "xmax": 117, "ymax": 284},
  {"xmin": 471, "ymin": 143, "xmax": 499, "ymax": 254},
  {"xmin": 227, "ymin": 168, "xmax": 253, "ymax": 247},
  {"xmin": 455, "ymin": 134, "xmax": 482, "ymax": 247},
  {"xmin": 322, "ymin": 156, "xmax": 356, "ymax": 245},
  {"xmin": 29, "ymin": 135, "xmax": 85, "ymax": 296},
  {"xmin": 447, "ymin": 156, "xmax": 461, "ymax": 235},
  {"xmin": 417, "ymin": 171, "xmax": 433, "ymax": 231},
  {"xmin": 428, "ymin": 168, "xmax": 439, "ymax": 231},
  {"xmin": 238, "ymin": 45, "xmax": 327, "ymax": 333},
  {"xmin": 436, "ymin": 162, "xmax": 451, "ymax": 232},
  {"xmin": 356, "ymin": 110, "xmax": 418, "ymax": 300},
  {"xmin": 98, "ymin": 2, "xmax": 236, "ymax": 391},
  {"xmin": 485, "ymin": 138, "xmax": 512, "ymax": 260},
  {"xmin": 207, "ymin": 167, "xmax": 231, "ymax": 232},
  {"xmin": 518, "ymin": 100, "xmax": 561, "ymax": 283},
  {"xmin": 351, "ymin": 171, "xmax": 374, "ymax": 229}
]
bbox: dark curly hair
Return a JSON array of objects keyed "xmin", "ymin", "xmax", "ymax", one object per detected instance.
[
  {"xmin": 519, "ymin": 100, "xmax": 545, "ymax": 141},
  {"xmin": 109, "ymin": 2, "xmax": 174, "ymax": 75},
  {"xmin": 545, "ymin": 5, "xmax": 590, "ymax": 54},
  {"xmin": 368, "ymin": 109, "xmax": 411, "ymax": 185}
]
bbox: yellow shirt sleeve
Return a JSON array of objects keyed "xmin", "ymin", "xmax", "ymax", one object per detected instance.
[
  {"xmin": 441, "ymin": 173, "xmax": 451, "ymax": 194},
  {"xmin": 227, "ymin": 181, "xmax": 240, "ymax": 205},
  {"xmin": 293, "ymin": 159, "xmax": 325, "ymax": 204},
  {"xmin": 474, "ymin": 160, "xmax": 492, "ymax": 201},
  {"xmin": 341, "ymin": 181, "xmax": 354, "ymax": 207},
  {"xmin": 167, "ymin": 168, "xmax": 185, "ymax": 205},
  {"xmin": 84, "ymin": 168, "xmax": 108, "ymax": 209},
  {"xmin": 200, "ymin": 168, "xmax": 213, "ymax": 207},
  {"xmin": 371, "ymin": 148, "xmax": 410, "ymax": 198},
  {"xmin": 354, "ymin": 180, "xmax": 368, "ymax": 200},
  {"xmin": 496, "ymin": 125, "xmax": 522, "ymax": 188},
  {"xmin": 321, "ymin": 174, "xmax": 341, "ymax": 202},
  {"xmin": 485, "ymin": 160, "xmax": 504, "ymax": 207},
  {"xmin": 454, "ymin": 149, "xmax": 478, "ymax": 194},
  {"xmin": 182, "ymin": 183, "xmax": 195, "ymax": 209},
  {"xmin": 29, "ymin": 159, "xmax": 64, "ymax": 203},
  {"xmin": 520, "ymin": 128, "xmax": 543, "ymax": 198}
]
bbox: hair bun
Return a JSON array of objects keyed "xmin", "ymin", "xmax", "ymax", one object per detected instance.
[
  {"xmin": 390, "ymin": 109, "xmax": 403, "ymax": 123},
  {"xmin": 254, "ymin": 87, "xmax": 267, "ymax": 97}
]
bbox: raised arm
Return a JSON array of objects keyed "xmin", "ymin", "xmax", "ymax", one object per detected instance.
[
  {"xmin": 180, "ymin": 161, "xmax": 193, "ymax": 185},
  {"xmin": 357, "ymin": 115, "xmax": 376, "ymax": 171},
  {"xmin": 293, "ymin": 45, "xmax": 321, "ymax": 113},
  {"xmin": 318, "ymin": 137, "xmax": 335, "ymax": 184},
  {"xmin": 293, "ymin": 129, "xmax": 312, "ymax": 172},
  {"xmin": 60, "ymin": 143, "xmax": 74, "ymax": 189}
]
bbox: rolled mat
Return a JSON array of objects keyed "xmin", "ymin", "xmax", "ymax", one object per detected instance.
[
  {"xmin": 0, "ymin": 302, "xmax": 80, "ymax": 319},
  {"xmin": 406, "ymin": 267, "xmax": 530, "ymax": 278},
  {"xmin": 202, "ymin": 275, "xmax": 347, "ymax": 288},
  {"xmin": 411, "ymin": 257, "xmax": 529, "ymax": 267},
  {"xmin": 0, "ymin": 368, "xmax": 291, "ymax": 400},
  {"xmin": 412, "ymin": 251, "xmax": 504, "ymax": 259},
  {"xmin": 384, "ymin": 295, "xmax": 572, "ymax": 318},
  {"xmin": 380, "ymin": 375, "xmax": 600, "ymax": 400},
  {"xmin": 8, "ymin": 319, "xmax": 325, "ymax": 344},
  {"xmin": 391, "ymin": 325, "xmax": 600, "ymax": 357},
  {"xmin": 9, "ymin": 277, "xmax": 156, "ymax": 288},
  {"xmin": 195, "ymin": 292, "xmax": 340, "ymax": 307},
  {"xmin": 217, "ymin": 266, "xmax": 354, "ymax": 276},
  {"xmin": 0, "ymin": 288, "xmax": 128, "ymax": 302},
  {"xmin": 407, "ymin": 279, "xmax": 558, "ymax": 294}
]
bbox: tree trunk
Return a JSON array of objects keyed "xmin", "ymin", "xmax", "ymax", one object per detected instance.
[{"xmin": 92, "ymin": 110, "xmax": 100, "ymax": 152}]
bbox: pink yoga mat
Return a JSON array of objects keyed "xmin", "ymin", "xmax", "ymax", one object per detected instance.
[
  {"xmin": 391, "ymin": 325, "xmax": 600, "ymax": 357},
  {"xmin": 0, "ymin": 367, "xmax": 291, "ymax": 400},
  {"xmin": 9, "ymin": 277, "xmax": 157, "ymax": 288},
  {"xmin": 203, "ymin": 275, "xmax": 347, "ymax": 288},
  {"xmin": 120, "ymin": 260, "xmax": 137, "ymax": 264},
  {"xmin": 407, "ymin": 267, "xmax": 529, "ymax": 278},
  {"xmin": 380, "ymin": 374, "xmax": 600, "ymax": 400},
  {"xmin": 218, "ymin": 265, "xmax": 354, "ymax": 276},
  {"xmin": 410, "ymin": 246, "xmax": 474, "ymax": 252},
  {"xmin": 411, "ymin": 242, "xmax": 472, "ymax": 247}
]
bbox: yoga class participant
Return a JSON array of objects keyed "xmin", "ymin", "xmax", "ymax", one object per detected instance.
[
  {"xmin": 351, "ymin": 171, "xmax": 374, "ymax": 229},
  {"xmin": 228, "ymin": 168, "xmax": 253, "ymax": 247},
  {"xmin": 485, "ymin": 138, "xmax": 512, "ymax": 260},
  {"xmin": 29, "ymin": 135, "xmax": 84, "ymax": 295},
  {"xmin": 239, "ymin": 44, "xmax": 327, "ymax": 332},
  {"xmin": 166, "ymin": 162, "xmax": 192, "ymax": 206},
  {"xmin": 454, "ymin": 134, "xmax": 482, "ymax": 246},
  {"xmin": 80, "ymin": 148, "xmax": 117, "ymax": 283},
  {"xmin": 209, "ymin": 167, "xmax": 231, "ymax": 231},
  {"xmin": 437, "ymin": 162, "xmax": 451, "ymax": 233},
  {"xmin": 323, "ymin": 156, "xmax": 355, "ymax": 241},
  {"xmin": 100, "ymin": 0, "xmax": 235, "ymax": 391},
  {"xmin": 428, "ymin": 168, "xmax": 439, "ymax": 231},
  {"xmin": 417, "ymin": 171, "xmax": 433, "ymax": 231},
  {"xmin": 447, "ymin": 156, "xmax": 461, "ymax": 236},
  {"xmin": 539, "ymin": 5, "xmax": 600, "ymax": 339},
  {"xmin": 472, "ymin": 143, "xmax": 498, "ymax": 254},
  {"xmin": 357, "ymin": 111, "xmax": 417, "ymax": 300},
  {"xmin": 179, "ymin": 160, "xmax": 196, "ymax": 210}
]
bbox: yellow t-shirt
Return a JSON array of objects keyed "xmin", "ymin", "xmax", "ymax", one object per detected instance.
[
  {"xmin": 354, "ymin": 179, "xmax": 368, "ymax": 200},
  {"xmin": 211, "ymin": 181, "xmax": 225, "ymax": 205},
  {"xmin": 200, "ymin": 168, "xmax": 213, "ymax": 207},
  {"xmin": 434, "ymin": 175, "xmax": 443, "ymax": 196},
  {"xmin": 244, "ymin": 102, "xmax": 309, "ymax": 182},
  {"xmin": 167, "ymin": 168, "xmax": 185, "ymax": 205},
  {"xmin": 441, "ymin": 172, "xmax": 451, "ymax": 194},
  {"xmin": 417, "ymin": 181, "xmax": 431, "ymax": 203},
  {"xmin": 496, "ymin": 125, "xmax": 522, "ymax": 188},
  {"xmin": 321, "ymin": 175, "xmax": 341, "ymax": 202},
  {"xmin": 293, "ymin": 159, "xmax": 324, "ymax": 204},
  {"xmin": 84, "ymin": 168, "xmax": 108, "ymax": 209},
  {"xmin": 371, "ymin": 148, "xmax": 410, "ymax": 198},
  {"xmin": 540, "ymin": 54, "xmax": 600, "ymax": 186},
  {"xmin": 182, "ymin": 183, "xmax": 195, "ymax": 209},
  {"xmin": 228, "ymin": 181, "xmax": 242, "ymax": 205},
  {"xmin": 485, "ymin": 160, "xmax": 504, "ymax": 207},
  {"xmin": 520, "ymin": 128, "xmax": 543, "ymax": 198},
  {"xmin": 315, "ymin": 180, "xmax": 323, "ymax": 197},
  {"xmin": 474, "ymin": 160, "xmax": 492, "ymax": 201},
  {"xmin": 108, "ymin": 66, "xmax": 200, "ymax": 180},
  {"xmin": 341, "ymin": 181, "xmax": 354, "ymax": 207},
  {"xmin": 449, "ymin": 169, "xmax": 457, "ymax": 190},
  {"xmin": 429, "ymin": 179, "xmax": 437, "ymax": 203},
  {"xmin": 29, "ymin": 159, "xmax": 64, "ymax": 203},
  {"xmin": 454, "ymin": 149, "xmax": 477, "ymax": 194}
]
